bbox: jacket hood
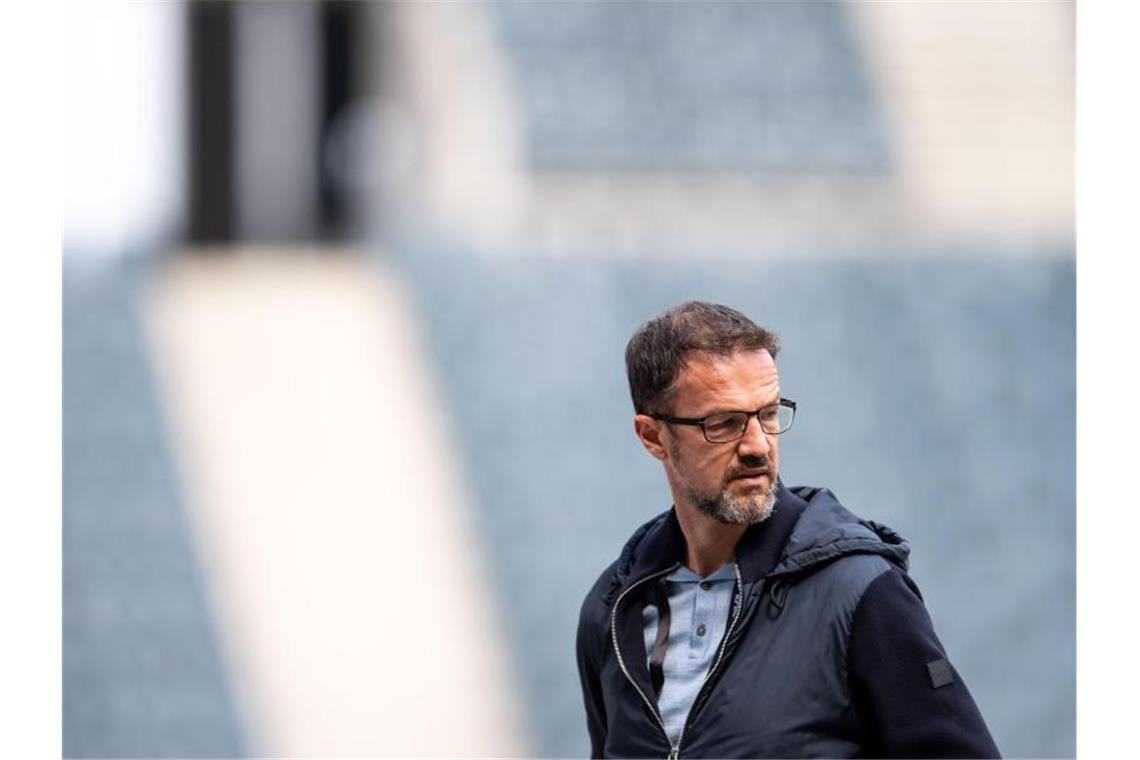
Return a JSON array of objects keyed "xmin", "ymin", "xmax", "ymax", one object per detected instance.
[
  {"xmin": 605, "ymin": 480, "xmax": 909, "ymax": 602},
  {"xmin": 768, "ymin": 484, "xmax": 910, "ymax": 578}
]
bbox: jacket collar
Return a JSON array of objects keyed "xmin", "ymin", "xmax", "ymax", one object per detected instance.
[
  {"xmin": 620, "ymin": 479, "xmax": 807, "ymax": 588},
  {"xmin": 606, "ymin": 481, "xmax": 808, "ymax": 710}
]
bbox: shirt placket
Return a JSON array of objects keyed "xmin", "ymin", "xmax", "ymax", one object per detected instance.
[{"xmin": 688, "ymin": 579, "xmax": 717, "ymax": 658}]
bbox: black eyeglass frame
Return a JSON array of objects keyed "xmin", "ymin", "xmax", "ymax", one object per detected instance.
[{"xmin": 650, "ymin": 398, "xmax": 797, "ymax": 443}]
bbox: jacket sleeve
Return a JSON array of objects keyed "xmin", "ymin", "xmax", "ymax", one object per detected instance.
[
  {"xmin": 848, "ymin": 568, "xmax": 1001, "ymax": 758},
  {"xmin": 576, "ymin": 596, "xmax": 608, "ymax": 759}
]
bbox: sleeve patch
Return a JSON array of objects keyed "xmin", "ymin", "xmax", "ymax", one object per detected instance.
[{"xmin": 927, "ymin": 658, "xmax": 955, "ymax": 688}]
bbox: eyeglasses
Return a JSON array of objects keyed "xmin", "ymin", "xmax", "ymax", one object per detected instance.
[{"xmin": 651, "ymin": 399, "xmax": 797, "ymax": 443}]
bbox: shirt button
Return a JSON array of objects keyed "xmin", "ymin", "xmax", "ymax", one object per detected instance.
[
  {"xmin": 696, "ymin": 623, "xmax": 707, "ymax": 637},
  {"xmin": 700, "ymin": 581, "xmax": 711, "ymax": 590}
]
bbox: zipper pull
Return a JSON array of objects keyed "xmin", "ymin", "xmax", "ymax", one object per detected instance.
[{"xmin": 668, "ymin": 745, "xmax": 680, "ymax": 760}]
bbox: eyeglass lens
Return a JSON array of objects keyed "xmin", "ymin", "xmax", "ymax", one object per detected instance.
[{"xmin": 704, "ymin": 405, "xmax": 794, "ymax": 442}]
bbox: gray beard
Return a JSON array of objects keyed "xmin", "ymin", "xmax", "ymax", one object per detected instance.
[{"xmin": 678, "ymin": 471, "xmax": 777, "ymax": 525}]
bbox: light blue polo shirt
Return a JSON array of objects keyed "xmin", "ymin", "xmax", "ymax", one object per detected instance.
[{"xmin": 642, "ymin": 562, "xmax": 738, "ymax": 746}]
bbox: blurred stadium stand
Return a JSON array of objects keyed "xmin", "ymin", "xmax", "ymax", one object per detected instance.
[
  {"xmin": 63, "ymin": 261, "xmax": 247, "ymax": 758},
  {"xmin": 399, "ymin": 246, "xmax": 1075, "ymax": 758},
  {"xmin": 64, "ymin": 1, "xmax": 1074, "ymax": 757},
  {"xmin": 487, "ymin": 2, "xmax": 891, "ymax": 173}
]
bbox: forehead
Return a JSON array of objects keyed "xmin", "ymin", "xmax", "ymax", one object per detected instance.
[{"xmin": 671, "ymin": 349, "xmax": 779, "ymax": 414}]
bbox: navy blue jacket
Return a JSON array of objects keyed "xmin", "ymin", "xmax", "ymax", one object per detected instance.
[{"xmin": 576, "ymin": 482, "xmax": 1000, "ymax": 758}]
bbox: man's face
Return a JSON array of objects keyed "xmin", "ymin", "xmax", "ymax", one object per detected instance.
[{"xmin": 660, "ymin": 349, "xmax": 781, "ymax": 525}]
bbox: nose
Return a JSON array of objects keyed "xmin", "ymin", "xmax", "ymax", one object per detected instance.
[{"xmin": 737, "ymin": 413, "xmax": 772, "ymax": 456}]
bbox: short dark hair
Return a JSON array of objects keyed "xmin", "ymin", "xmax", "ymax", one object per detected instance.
[{"xmin": 625, "ymin": 301, "xmax": 780, "ymax": 415}]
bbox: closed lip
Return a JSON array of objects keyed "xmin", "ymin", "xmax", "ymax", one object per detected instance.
[{"xmin": 732, "ymin": 471, "xmax": 769, "ymax": 481}]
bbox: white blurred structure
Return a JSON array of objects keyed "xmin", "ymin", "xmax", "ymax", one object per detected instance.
[
  {"xmin": 65, "ymin": 2, "xmax": 184, "ymax": 256},
  {"xmin": 145, "ymin": 249, "xmax": 530, "ymax": 757},
  {"xmin": 853, "ymin": 1, "xmax": 1074, "ymax": 245}
]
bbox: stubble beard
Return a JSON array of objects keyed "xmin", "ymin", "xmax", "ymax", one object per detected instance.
[{"xmin": 671, "ymin": 444, "xmax": 777, "ymax": 526}]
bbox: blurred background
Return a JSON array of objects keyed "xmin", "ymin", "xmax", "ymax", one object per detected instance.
[{"xmin": 63, "ymin": 1, "xmax": 1074, "ymax": 757}]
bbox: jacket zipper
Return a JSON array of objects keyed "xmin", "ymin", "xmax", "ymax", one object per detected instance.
[
  {"xmin": 671, "ymin": 561, "xmax": 745, "ymax": 759},
  {"xmin": 610, "ymin": 562, "xmax": 681, "ymax": 758}
]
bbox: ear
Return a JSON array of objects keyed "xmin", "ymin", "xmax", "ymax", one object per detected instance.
[{"xmin": 634, "ymin": 414, "xmax": 669, "ymax": 461}]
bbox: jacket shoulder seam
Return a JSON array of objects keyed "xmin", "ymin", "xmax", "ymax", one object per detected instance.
[{"xmin": 842, "ymin": 564, "xmax": 900, "ymax": 705}]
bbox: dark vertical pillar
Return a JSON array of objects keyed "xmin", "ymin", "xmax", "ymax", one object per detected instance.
[
  {"xmin": 186, "ymin": 0, "xmax": 236, "ymax": 244},
  {"xmin": 319, "ymin": 0, "xmax": 362, "ymax": 240}
]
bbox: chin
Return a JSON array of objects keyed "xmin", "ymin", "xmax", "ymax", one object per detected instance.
[{"xmin": 709, "ymin": 488, "xmax": 775, "ymax": 526}]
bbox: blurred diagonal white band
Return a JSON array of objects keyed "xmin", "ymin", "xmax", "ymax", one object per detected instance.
[{"xmin": 143, "ymin": 248, "xmax": 529, "ymax": 757}]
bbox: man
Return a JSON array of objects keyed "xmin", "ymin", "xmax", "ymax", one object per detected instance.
[{"xmin": 576, "ymin": 301, "xmax": 999, "ymax": 759}]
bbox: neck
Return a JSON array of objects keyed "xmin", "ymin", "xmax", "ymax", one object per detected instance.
[{"xmin": 674, "ymin": 504, "xmax": 747, "ymax": 576}]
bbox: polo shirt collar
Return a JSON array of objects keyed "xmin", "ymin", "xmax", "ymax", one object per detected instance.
[{"xmin": 624, "ymin": 479, "xmax": 808, "ymax": 586}]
